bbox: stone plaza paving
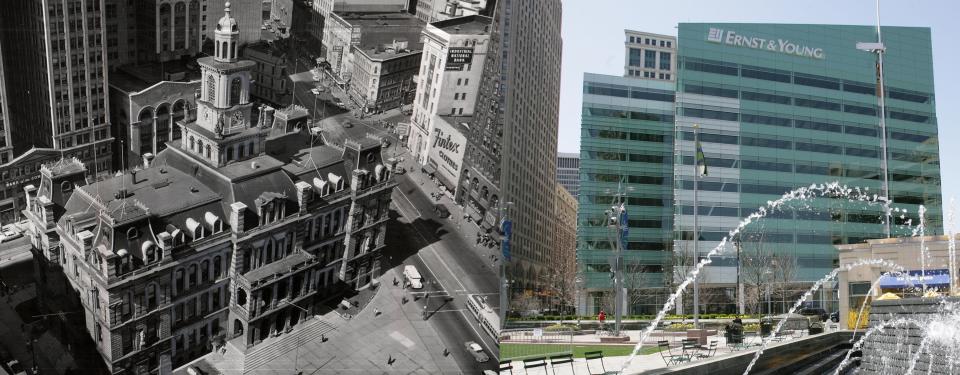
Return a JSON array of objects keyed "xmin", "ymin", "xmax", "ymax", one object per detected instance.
[{"xmin": 179, "ymin": 267, "xmax": 463, "ymax": 374}]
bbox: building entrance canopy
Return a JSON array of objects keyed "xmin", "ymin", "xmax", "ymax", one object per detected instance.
[{"xmin": 879, "ymin": 269, "xmax": 950, "ymax": 288}]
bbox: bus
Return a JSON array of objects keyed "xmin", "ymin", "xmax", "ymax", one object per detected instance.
[
  {"xmin": 466, "ymin": 294, "xmax": 500, "ymax": 340},
  {"xmin": 403, "ymin": 265, "xmax": 423, "ymax": 289}
]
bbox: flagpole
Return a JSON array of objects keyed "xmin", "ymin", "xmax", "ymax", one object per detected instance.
[
  {"xmin": 875, "ymin": 0, "xmax": 892, "ymax": 238},
  {"xmin": 693, "ymin": 124, "xmax": 701, "ymax": 328}
]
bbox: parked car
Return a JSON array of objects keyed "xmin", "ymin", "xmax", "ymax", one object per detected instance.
[
  {"xmin": 799, "ymin": 307, "xmax": 829, "ymax": 322},
  {"xmin": 464, "ymin": 341, "xmax": 489, "ymax": 363},
  {"xmin": 0, "ymin": 225, "xmax": 22, "ymax": 243},
  {"xmin": 4, "ymin": 358, "xmax": 27, "ymax": 375},
  {"xmin": 310, "ymin": 88, "xmax": 320, "ymax": 95},
  {"xmin": 435, "ymin": 204, "xmax": 450, "ymax": 218}
]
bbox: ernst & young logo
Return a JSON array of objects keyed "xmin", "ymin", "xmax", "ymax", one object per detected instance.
[{"xmin": 706, "ymin": 27, "xmax": 825, "ymax": 60}]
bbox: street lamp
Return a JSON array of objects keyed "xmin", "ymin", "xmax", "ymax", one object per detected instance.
[
  {"xmin": 764, "ymin": 269, "xmax": 773, "ymax": 317},
  {"xmin": 499, "ymin": 201, "xmax": 515, "ymax": 329},
  {"xmin": 279, "ymin": 300, "xmax": 311, "ymax": 375},
  {"xmin": 856, "ymin": 1, "xmax": 891, "ymax": 238},
  {"xmin": 603, "ymin": 182, "xmax": 633, "ymax": 337}
]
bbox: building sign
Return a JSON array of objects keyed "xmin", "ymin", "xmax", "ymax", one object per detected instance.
[
  {"xmin": 706, "ymin": 28, "xmax": 825, "ymax": 60},
  {"xmin": 879, "ymin": 269, "xmax": 950, "ymax": 288},
  {"xmin": 445, "ymin": 47, "xmax": 474, "ymax": 71},
  {"xmin": 427, "ymin": 117, "xmax": 467, "ymax": 186}
]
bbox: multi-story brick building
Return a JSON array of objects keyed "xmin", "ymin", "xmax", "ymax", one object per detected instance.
[{"xmin": 23, "ymin": 6, "xmax": 398, "ymax": 373}]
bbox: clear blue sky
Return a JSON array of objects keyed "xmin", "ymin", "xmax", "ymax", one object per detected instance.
[{"xmin": 558, "ymin": 0, "xmax": 959, "ymax": 226}]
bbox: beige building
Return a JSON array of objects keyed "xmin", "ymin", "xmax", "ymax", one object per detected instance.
[
  {"xmin": 623, "ymin": 30, "xmax": 676, "ymax": 81},
  {"xmin": 837, "ymin": 235, "xmax": 958, "ymax": 329},
  {"xmin": 554, "ymin": 183, "xmax": 577, "ymax": 275}
]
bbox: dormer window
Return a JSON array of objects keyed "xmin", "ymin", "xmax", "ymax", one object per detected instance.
[
  {"xmin": 313, "ymin": 177, "xmax": 329, "ymax": 197},
  {"xmin": 142, "ymin": 241, "xmax": 158, "ymax": 263},
  {"xmin": 127, "ymin": 227, "xmax": 140, "ymax": 240},
  {"xmin": 61, "ymin": 181, "xmax": 74, "ymax": 193},
  {"xmin": 204, "ymin": 212, "xmax": 223, "ymax": 233},
  {"xmin": 328, "ymin": 173, "xmax": 343, "ymax": 192},
  {"xmin": 186, "ymin": 218, "xmax": 205, "ymax": 240}
]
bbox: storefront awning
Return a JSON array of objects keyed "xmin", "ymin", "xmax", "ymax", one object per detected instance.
[{"xmin": 878, "ymin": 269, "xmax": 950, "ymax": 288}]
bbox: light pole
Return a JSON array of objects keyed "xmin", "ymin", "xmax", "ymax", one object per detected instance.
[
  {"xmin": 498, "ymin": 201, "xmax": 515, "ymax": 330},
  {"xmin": 280, "ymin": 300, "xmax": 311, "ymax": 374},
  {"xmin": 856, "ymin": 0, "xmax": 891, "ymax": 238},
  {"xmin": 764, "ymin": 269, "xmax": 773, "ymax": 316},
  {"xmin": 604, "ymin": 182, "xmax": 632, "ymax": 337}
]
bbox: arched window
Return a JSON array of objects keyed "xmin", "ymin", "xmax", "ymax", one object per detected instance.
[
  {"xmin": 206, "ymin": 75, "xmax": 216, "ymax": 102},
  {"xmin": 216, "ymin": 40, "xmax": 221, "ymax": 58},
  {"xmin": 230, "ymin": 77, "xmax": 242, "ymax": 105},
  {"xmin": 247, "ymin": 141, "xmax": 254, "ymax": 156},
  {"xmin": 213, "ymin": 256, "xmax": 222, "ymax": 278},
  {"xmin": 201, "ymin": 259, "xmax": 210, "ymax": 283},
  {"xmin": 197, "ymin": 140, "xmax": 204, "ymax": 156},
  {"xmin": 188, "ymin": 264, "xmax": 197, "ymax": 289},
  {"xmin": 189, "ymin": 136, "xmax": 195, "ymax": 151},
  {"xmin": 205, "ymin": 144, "xmax": 211, "ymax": 159},
  {"xmin": 221, "ymin": 42, "xmax": 228, "ymax": 59}
]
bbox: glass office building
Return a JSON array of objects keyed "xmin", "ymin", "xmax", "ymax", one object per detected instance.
[
  {"xmin": 578, "ymin": 73, "xmax": 677, "ymax": 315},
  {"xmin": 578, "ymin": 24, "xmax": 941, "ymax": 315}
]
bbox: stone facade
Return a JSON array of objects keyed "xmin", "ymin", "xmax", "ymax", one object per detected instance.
[{"xmin": 22, "ymin": 7, "xmax": 398, "ymax": 374}]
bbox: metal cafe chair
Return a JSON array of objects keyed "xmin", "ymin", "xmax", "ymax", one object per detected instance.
[
  {"xmin": 697, "ymin": 340, "xmax": 719, "ymax": 359},
  {"xmin": 498, "ymin": 359, "xmax": 514, "ymax": 375},
  {"xmin": 658, "ymin": 340, "xmax": 683, "ymax": 366},
  {"xmin": 584, "ymin": 350, "xmax": 606, "ymax": 375},
  {"xmin": 680, "ymin": 338, "xmax": 699, "ymax": 362},
  {"xmin": 549, "ymin": 353, "xmax": 575, "ymax": 374}
]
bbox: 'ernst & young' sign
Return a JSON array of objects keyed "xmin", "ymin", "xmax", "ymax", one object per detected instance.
[{"xmin": 707, "ymin": 28, "xmax": 825, "ymax": 60}]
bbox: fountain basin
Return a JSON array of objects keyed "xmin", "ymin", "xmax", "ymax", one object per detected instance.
[{"xmin": 637, "ymin": 331, "xmax": 854, "ymax": 375}]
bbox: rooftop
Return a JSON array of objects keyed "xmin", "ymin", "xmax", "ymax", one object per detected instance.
[
  {"xmin": 197, "ymin": 56, "xmax": 258, "ymax": 72},
  {"xmin": 77, "ymin": 165, "xmax": 220, "ymax": 222},
  {"xmin": 110, "ymin": 61, "xmax": 202, "ymax": 93},
  {"xmin": 430, "ymin": 15, "xmax": 492, "ymax": 35},
  {"xmin": 317, "ymin": 113, "xmax": 391, "ymax": 147},
  {"xmin": 242, "ymin": 251, "xmax": 314, "ymax": 283},
  {"xmin": 335, "ymin": 11, "xmax": 424, "ymax": 28}
]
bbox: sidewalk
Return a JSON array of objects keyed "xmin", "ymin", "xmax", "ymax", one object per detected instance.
[
  {"xmin": 0, "ymin": 284, "xmax": 74, "ymax": 374},
  {"xmin": 252, "ymin": 268, "xmax": 460, "ymax": 374}
]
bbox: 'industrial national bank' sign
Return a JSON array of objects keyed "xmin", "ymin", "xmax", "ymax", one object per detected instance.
[{"xmin": 707, "ymin": 28, "xmax": 825, "ymax": 60}]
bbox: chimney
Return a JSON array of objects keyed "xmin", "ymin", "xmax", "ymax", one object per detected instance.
[
  {"xmin": 294, "ymin": 181, "xmax": 312, "ymax": 212},
  {"xmin": 230, "ymin": 202, "xmax": 247, "ymax": 234},
  {"xmin": 23, "ymin": 185, "xmax": 37, "ymax": 211},
  {"xmin": 350, "ymin": 169, "xmax": 364, "ymax": 192},
  {"xmin": 263, "ymin": 107, "xmax": 276, "ymax": 128}
]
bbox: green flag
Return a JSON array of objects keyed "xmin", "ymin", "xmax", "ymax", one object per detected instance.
[{"xmin": 695, "ymin": 140, "xmax": 708, "ymax": 177}]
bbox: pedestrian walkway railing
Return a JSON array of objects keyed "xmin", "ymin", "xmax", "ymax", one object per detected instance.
[{"xmin": 499, "ymin": 326, "xmax": 574, "ymax": 362}]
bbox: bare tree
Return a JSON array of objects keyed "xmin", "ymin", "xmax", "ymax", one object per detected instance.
[
  {"xmin": 622, "ymin": 263, "xmax": 654, "ymax": 316},
  {"xmin": 541, "ymin": 246, "xmax": 578, "ymax": 321},
  {"xmin": 739, "ymin": 225, "xmax": 775, "ymax": 315},
  {"xmin": 672, "ymin": 240, "xmax": 698, "ymax": 314},
  {"xmin": 770, "ymin": 253, "xmax": 799, "ymax": 314}
]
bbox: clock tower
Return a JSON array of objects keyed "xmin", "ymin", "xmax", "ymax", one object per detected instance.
[{"xmin": 179, "ymin": 2, "xmax": 265, "ymax": 167}]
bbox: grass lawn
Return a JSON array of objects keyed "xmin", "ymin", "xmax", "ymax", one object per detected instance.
[{"xmin": 500, "ymin": 343, "xmax": 664, "ymax": 360}]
